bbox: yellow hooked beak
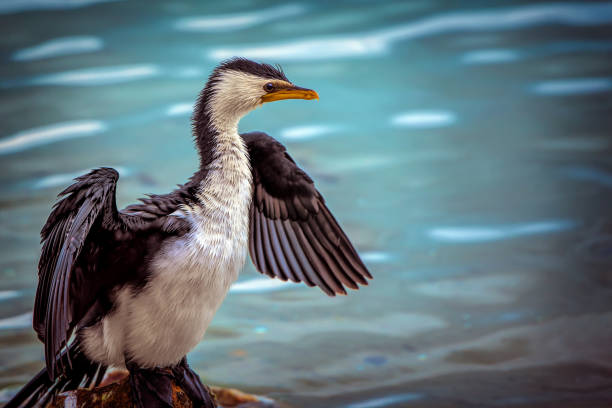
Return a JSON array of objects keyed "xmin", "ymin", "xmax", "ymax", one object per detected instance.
[{"xmin": 261, "ymin": 86, "xmax": 319, "ymax": 103}]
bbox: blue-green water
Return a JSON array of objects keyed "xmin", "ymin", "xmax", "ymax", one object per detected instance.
[{"xmin": 1, "ymin": 1, "xmax": 612, "ymax": 406}]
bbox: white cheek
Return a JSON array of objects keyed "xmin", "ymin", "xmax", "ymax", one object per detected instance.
[{"xmin": 208, "ymin": 71, "xmax": 268, "ymax": 130}]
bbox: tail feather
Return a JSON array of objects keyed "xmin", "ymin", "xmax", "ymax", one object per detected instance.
[{"xmin": 5, "ymin": 343, "xmax": 107, "ymax": 408}]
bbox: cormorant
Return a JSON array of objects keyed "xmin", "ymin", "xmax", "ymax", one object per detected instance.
[{"xmin": 6, "ymin": 58, "xmax": 372, "ymax": 408}]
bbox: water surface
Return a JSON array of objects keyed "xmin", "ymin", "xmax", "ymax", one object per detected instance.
[{"xmin": 1, "ymin": 1, "xmax": 612, "ymax": 407}]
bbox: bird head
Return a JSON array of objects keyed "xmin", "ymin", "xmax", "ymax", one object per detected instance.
[{"xmin": 194, "ymin": 58, "xmax": 318, "ymax": 133}]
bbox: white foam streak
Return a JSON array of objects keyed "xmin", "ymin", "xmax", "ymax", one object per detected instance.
[
  {"xmin": 166, "ymin": 103, "xmax": 194, "ymax": 117},
  {"xmin": 0, "ymin": 0, "xmax": 122, "ymax": 14},
  {"xmin": 360, "ymin": 251, "xmax": 393, "ymax": 263},
  {"xmin": 462, "ymin": 49, "xmax": 519, "ymax": 64},
  {"xmin": 429, "ymin": 220, "xmax": 574, "ymax": 243},
  {"xmin": 12, "ymin": 36, "xmax": 103, "ymax": 61},
  {"xmin": 0, "ymin": 291, "xmax": 20, "ymax": 301},
  {"xmin": 176, "ymin": 4, "xmax": 305, "ymax": 32},
  {"xmin": 532, "ymin": 77, "xmax": 612, "ymax": 95},
  {"xmin": 281, "ymin": 124, "xmax": 339, "ymax": 141},
  {"xmin": 211, "ymin": 37, "xmax": 387, "ymax": 61},
  {"xmin": 210, "ymin": 3, "xmax": 612, "ymax": 61},
  {"xmin": 0, "ymin": 312, "xmax": 31, "ymax": 330},
  {"xmin": 230, "ymin": 278, "xmax": 292, "ymax": 294},
  {"xmin": 0, "ymin": 120, "xmax": 107, "ymax": 155},
  {"xmin": 33, "ymin": 166, "xmax": 129, "ymax": 189},
  {"xmin": 29, "ymin": 65, "xmax": 160, "ymax": 86},
  {"xmin": 392, "ymin": 111, "xmax": 456, "ymax": 128}
]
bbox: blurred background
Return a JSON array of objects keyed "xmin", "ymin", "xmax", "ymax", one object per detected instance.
[{"xmin": 1, "ymin": 0, "xmax": 612, "ymax": 407}]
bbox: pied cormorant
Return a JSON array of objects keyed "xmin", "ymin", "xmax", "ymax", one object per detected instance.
[{"xmin": 7, "ymin": 58, "xmax": 371, "ymax": 408}]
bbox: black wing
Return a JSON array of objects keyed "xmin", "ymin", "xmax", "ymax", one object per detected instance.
[
  {"xmin": 242, "ymin": 132, "xmax": 372, "ymax": 296},
  {"xmin": 34, "ymin": 168, "xmax": 135, "ymax": 379}
]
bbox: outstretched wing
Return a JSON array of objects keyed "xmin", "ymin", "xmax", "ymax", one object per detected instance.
[
  {"xmin": 34, "ymin": 167, "xmax": 129, "ymax": 379},
  {"xmin": 242, "ymin": 132, "xmax": 372, "ymax": 296}
]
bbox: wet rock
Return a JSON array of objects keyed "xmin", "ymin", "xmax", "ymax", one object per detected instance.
[
  {"xmin": 46, "ymin": 371, "xmax": 279, "ymax": 408},
  {"xmin": 46, "ymin": 376, "xmax": 194, "ymax": 408}
]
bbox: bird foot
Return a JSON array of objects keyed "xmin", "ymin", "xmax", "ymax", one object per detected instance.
[
  {"xmin": 127, "ymin": 362, "xmax": 174, "ymax": 408},
  {"xmin": 172, "ymin": 358, "xmax": 216, "ymax": 408}
]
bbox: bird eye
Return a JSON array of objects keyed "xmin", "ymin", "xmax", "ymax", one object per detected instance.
[{"xmin": 264, "ymin": 82, "xmax": 274, "ymax": 92}]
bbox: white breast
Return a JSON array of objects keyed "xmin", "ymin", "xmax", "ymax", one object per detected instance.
[{"xmin": 81, "ymin": 134, "xmax": 252, "ymax": 369}]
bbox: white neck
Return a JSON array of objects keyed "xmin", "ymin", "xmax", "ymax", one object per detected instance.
[
  {"xmin": 206, "ymin": 70, "xmax": 264, "ymax": 136},
  {"xmin": 193, "ymin": 125, "xmax": 252, "ymax": 211}
]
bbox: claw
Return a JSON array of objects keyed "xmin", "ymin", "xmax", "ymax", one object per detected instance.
[
  {"xmin": 127, "ymin": 362, "xmax": 174, "ymax": 408},
  {"xmin": 172, "ymin": 358, "xmax": 216, "ymax": 408}
]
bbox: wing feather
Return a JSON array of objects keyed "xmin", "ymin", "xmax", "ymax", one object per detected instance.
[
  {"xmin": 34, "ymin": 168, "xmax": 126, "ymax": 379},
  {"xmin": 266, "ymin": 217, "xmax": 292, "ymax": 280},
  {"xmin": 272, "ymin": 219, "xmax": 314, "ymax": 286},
  {"xmin": 248, "ymin": 205, "xmax": 260, "ymax": 268},
  {"xmin": 267, "ymin": 218, "xmax": 301, "ymax": 283},
  {"xmin": 253, "ymin": 209, "xmax": 272, "ymax": 278},
  {"xmin": 242, "ymin": 132, "xmax": 372, "ymax": 296},
  {"xmin": 279, "ymin": 219, "xmax": 327, "ymax": 290},
  {"xmin": 260, "ymin": 214, "xmax": 286, "ymax": 281},
  {"xmin": 289, "ymin": 219, "xmax": 345, "ymax": 295},
  {"xmin": 308, "ymin": 213, "xmax": 368, "ymax": 286}
]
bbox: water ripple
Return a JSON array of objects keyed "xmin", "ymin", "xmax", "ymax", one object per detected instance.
[
  {"xmin": 392, "ymin": 110, "xmax": 456, "ymax": 128},
  {"xmin": 533, "ymin": 40, "xmax": 612, "ymax": 57},
  {"xmin": 210, "ymin": 2, "xmax": 612, "ymax": 60},
  {"xmin": 12, "ymin": 36, "xmax": 103, "ymax": 61},
  {"xmin": 462, "ymin": 48, "xmax": 520, "ymax": 64},
  {"xmin": 321, "ymin": 155, "xmax": 399, "ymax": 173},
  {"xmin": 532, "ymin": 77, "xmax": 612, "ymax": 95},
  {"xmin": 21, "ymin": 64, "xmax": 160, "ymax": 87},
  {"xmin": 429, "ymin": 220, "xmax": 575, "ymax": 243},
  {"xmin": 0, "ymin": 0, "xmax": 122, "ymax": 14},
  {"xmin": 537, "ymin": 137, "xmax": 610, "ymax": 151},
  {"xmin": 176, "ymin": 4, "xmax": 305, "ymax": 32},
  {"xmin": 464, "ymin": 41, "xmax": 612, "ymax": 66},
  {"xmin": 413, "ymin": 275, "xmax": 525, "ymax": 305},
  {"xmin": 0, "ymin": 120, "xmax": 107, "ymax": 155},
  {"xmin": 564, "ymin": 166, "xmax": 612, "ymax": 188},
  {"xmin": 576, "ymin": 235, "xmax": 612, "ymax": 264},
  {"xmin": 347, "ymin": 393, "xmax": 424, "ymax": 408}
]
